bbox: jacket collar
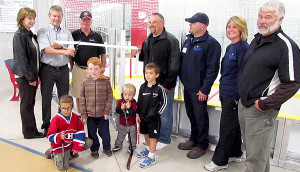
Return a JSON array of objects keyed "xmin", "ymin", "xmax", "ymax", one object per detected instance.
[
  {"xmin": 254, "ymin": 27, "xmax": 283, "ymax": 43},
  {"xmin": 147, "ymin": 27, "xmax": 167, "ymax": 40},
  {"xmin": 48, "ymin": 24, "xmax": 61, "ymax": 32},
  {"xmin": 79, "ymin": 28, "xmax": 95, "ymax": 36},
  {"xmin": 186, "ymin": 30, "xmax": 209, "ymax": 43},
  {"xmin": 20, "ymin": 26, "xmax": 33, "ymax": 36}
]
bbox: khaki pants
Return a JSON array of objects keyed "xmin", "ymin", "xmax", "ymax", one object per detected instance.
[
  {"xmin": 71, "ymin": 65, "xmax": 89, "ymax": 98},
  {"xmin": 51, "ymin": 138, "xmax": 93, "ymax": 171},
  {"xmin": 238, "ymin": 101, "xmax": 278, "ymax": 172}
]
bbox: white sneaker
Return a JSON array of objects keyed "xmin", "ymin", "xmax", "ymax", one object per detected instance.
[
  {"xmin": 228, "ymin": 156, "xmax": 243, "ymax": 163},
  {"xmin": 156, "ymin": 142, "xmax": 169, "ymax": 151},
  {"xmin": 204, "ymin": 161, "xmax": 228, "ymax": 171}
]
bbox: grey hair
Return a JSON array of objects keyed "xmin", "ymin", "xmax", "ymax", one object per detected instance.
[
  {"xmin": 49, "ymin": 5, "xmax": 63, "ymax": 16},
  {"xmin": 152, "ymin": 12, "xmax": 164, "ymax": 22},
  {"xmin": 259, "ymin": 0, "xmax": 285, "ymax": 19}
]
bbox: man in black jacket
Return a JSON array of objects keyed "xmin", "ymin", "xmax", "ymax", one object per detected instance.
[
  {"xmin": 238, "ymin": 1, "xmax": 300, "ymax": 171},
  {"xmin": 137, "ymin": 13, "xmax": 180, "ymax": 150}
]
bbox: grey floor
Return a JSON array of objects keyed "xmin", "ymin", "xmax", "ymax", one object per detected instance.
[{"xmin": 0, "ymin": 75, "xmax": 296, "ymax": 172}]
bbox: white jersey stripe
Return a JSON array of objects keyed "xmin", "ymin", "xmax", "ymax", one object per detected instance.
[
  {"xmin": 157, "ymin": 84, "xmax": 167, "ymax": 114},
  {"xmin": 278, "ymin": 33, "xmax": 295, "ymax": 81}
]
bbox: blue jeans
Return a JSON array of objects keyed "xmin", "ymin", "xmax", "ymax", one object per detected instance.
[{"xmin": 158, "ymin": 88, "xmax": 174, "ymax": 144}]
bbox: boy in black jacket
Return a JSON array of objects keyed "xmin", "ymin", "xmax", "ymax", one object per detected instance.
[{"xmin": 136, "ymin": 62, "xmax": 167, "ymax": 168}]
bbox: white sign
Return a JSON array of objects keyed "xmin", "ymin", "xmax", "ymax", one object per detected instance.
[{"xmin": 0, "ymin": 0, "xmax": 34, "ymax": 32}]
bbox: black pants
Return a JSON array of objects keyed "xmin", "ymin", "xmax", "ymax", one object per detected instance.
[
  {"xmin": 40, "ymin": 64, "xmax": 69, "ymax": 129},
  {"xmin": 184, "ymin": 89, "xmax": 209, "ymax": 149},
  {"xmin": 87, "ymin": 117, "xmax": 111, "ymax": 152},
  {"xmin": 16, "ymin": 76, "xmax": 39, "ymax": 138},
  {"xmin": 212, "ymin": 96, "xmax": 243, "ymax": 166}
]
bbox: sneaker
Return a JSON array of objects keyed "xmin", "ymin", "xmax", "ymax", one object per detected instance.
[
  {"xmin": 204, "ymin": 161, "xmax": 228, "ymax": 171},
  {"xmin": 45, "ymin": 148, "xmax": 51, "ymax": 159},
  {"xmin": 139, "ymin": 156, "xmax": 156, "ymax": 168},
  {"xmin": 187, "ymin": 147, "xmax": 206, "ymax": 159},
  {"xmin": 228, "ymin": 156, "xmax": 243, "ymax": 163},
  {"xmin": 104, "ymin": 149, "xmax": 112, "ymax": 157},
  {"xmin": 156, "ymin": 142, "xmax": 169, "ymax": 151},
  {"xmin": 112, "ymin": 146, "xmax": 122, "ymax": 152},
  {"xmin": 178, "ymin": 140, "xmax": 196, "ymax": 150},
  {"xmin": 137, "ymin": 148, "xmax": 149, "ymax": 158},
  {"xmin": 91, "ymin": 151, "xmax": 99, "ymax": 159}
]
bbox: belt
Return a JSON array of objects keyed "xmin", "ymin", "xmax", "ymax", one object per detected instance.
[
  {"xmin": 75, "ymin": 63, "xmax": 87, "ymax": 69},
  {"xmin": 41, "ymin": 63, "xmax": 67, "ymax": 70}
]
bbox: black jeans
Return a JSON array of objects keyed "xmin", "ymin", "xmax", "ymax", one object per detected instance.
[
  {"xmin": 16, "ymin": 76, "xmax": 39, "ymax": 138},
  {"xmin": 212, "ymin": 96, "xmax": 243, "ymax": 166},
  {"xmin": 184, "ymin": 89, "xmax": 209, "ymax": 149},
  {"xmin": 40, "ymin": 64, "xmax": 69, "ymax": 129},
  {"xmin": 87, "ymin": 117, "xmax": 111, "ymax": 152}
]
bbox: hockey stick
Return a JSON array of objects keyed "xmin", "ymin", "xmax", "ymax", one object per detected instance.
[
  {"xmin": 61, "ymin": 141, "xmax": 67, "ymax": 172},
  {"xmin": 122, "ymin": 94, "xmax": 133, "ymax": 170}
]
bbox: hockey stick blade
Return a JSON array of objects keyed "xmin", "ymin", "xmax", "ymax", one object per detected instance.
[{"xmin": 127, "ymin": 155, "xmax": 132, "ymax": 170}]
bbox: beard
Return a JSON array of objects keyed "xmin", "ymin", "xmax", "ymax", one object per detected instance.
[{"xmin": 257, "ymin": 20, "xmax": 279, "ymax": 36}]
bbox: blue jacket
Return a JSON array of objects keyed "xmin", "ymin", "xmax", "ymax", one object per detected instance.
[
  {"xmin": 180, "ymin": 31, "xmax": 221, "ymax": 95},
  {"xmin": 219, "ymin": 41, "xmax": 249, "ymax": 101}
]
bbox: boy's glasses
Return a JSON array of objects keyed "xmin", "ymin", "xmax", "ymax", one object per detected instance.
[{"xmin": 61, "ymin": 107, "xmax": 72, "ymax": 111}]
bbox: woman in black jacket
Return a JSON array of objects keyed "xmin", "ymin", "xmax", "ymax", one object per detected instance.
[{"xmin": 12, "ymin": 7, "xmax": 43, "ymax": 139}]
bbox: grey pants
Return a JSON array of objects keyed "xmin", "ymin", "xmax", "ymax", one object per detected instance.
[
  {"xmin": 114, "ymin": 124, "xmax": 137, "ymax": 150},
  {"xmin": 238, "ymin": 102, "xmax": 278, "ymax": 172},
  {"xmin": 51, "ymin": 138, "xmax": 93, "ymax": 171}
]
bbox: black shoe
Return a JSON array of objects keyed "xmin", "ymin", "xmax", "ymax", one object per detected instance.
[
  {"xmin": 43, "ymin": 128, "xmax": 48, "ymax": 137},
  {"xmin": 24, "ymin": 132, "xmax": 44, "ymax": 139},
  {"xmin": 112, "ymin": 146, "xmax": 122, "ymax": 152},
  {"xmin": 91, "ymin": 151, "xmax": 99, "ymax": 159},
  {"xmin": 104, "ymin": 149, "xmax": 112, "ymax": 157}
]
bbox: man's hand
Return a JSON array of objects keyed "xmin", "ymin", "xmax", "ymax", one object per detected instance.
[
  {"xmin": 164, "ymin": 88, "xmax": 169, "ymax": 93},
  {"xmin": 196, "ymin": 90, "xmax": 207, "ymax": 101},
  {"xmin": 29, "ymin": 81, "xmax": 37, "ymax": 86},
  {"xmin": 51, "ymin": 41, "xmax": 62, "ymax": 49},
  {"xmin": 132, "ymin": 48, "xmax": 141, "ymax": 56},
  {"xmin": 64, "ymin": 48, "xmax": 75, "ymax": 57},
  {"xmin": 255, "ymin": 100, "xmax": 264, "ymax": 112}
]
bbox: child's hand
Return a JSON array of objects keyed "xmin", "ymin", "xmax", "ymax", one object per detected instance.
[
  {"xmin": 136, "ymin": 114, "xmax": 140, "ymax": 123},
  {"xmin": 125, "ymin": 101, "xmax": 131, "ymax": 109},
  {"xmin": 72, "ymin": 150, "xmax": 79, "ymax": 155},
  {"xmin": 61, "ymin": 132, "xmax": 65, "ymax": 140},
  {"xmin": 104, "ymin": 115, "xmax": 109, "ymax": 120},
  {"xmin": 121, "ymin": 103, "xmax": 126, "ymax": 110},
  {"xmin": 82, "ymin": 118, "xmax": 87, "ymax": 123}
]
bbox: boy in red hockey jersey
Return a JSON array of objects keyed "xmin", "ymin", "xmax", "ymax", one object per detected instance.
[{"xmin": 46, "ymin": 95, "xmax": 92, "ymax": 171}]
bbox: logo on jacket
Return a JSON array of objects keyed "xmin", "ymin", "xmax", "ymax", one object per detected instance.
[
  {"xmin": 194, "ymin": 45, "xmax": 202, "ymax": 51},
  {"xmin": 89, "ymin": 38, "xmax": 95, "ymax": 42}
]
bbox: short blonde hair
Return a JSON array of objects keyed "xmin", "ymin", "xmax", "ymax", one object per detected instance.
[
  {"xmin": 87, "ymin": 57, "xmax": 101, "ymax": 67},
  {"xmin": 59, "ymin": 95, "xmax": 74, "ymax": 105},
  {"xmin": 226, "ymin": 16, "xmax": 248, "ymax": 42},
  {"xmin": 17, "ymin": 7, "xmax": 36, "ymax": 28},
  {"xmin": 123, "ymin": 83, "xmax": 136, "ymax": 96}
]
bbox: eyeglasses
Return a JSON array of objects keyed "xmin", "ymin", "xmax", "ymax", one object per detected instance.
[{"xmin": 61, "ymin": 107, "xmax": 72, "ymax": 111}]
